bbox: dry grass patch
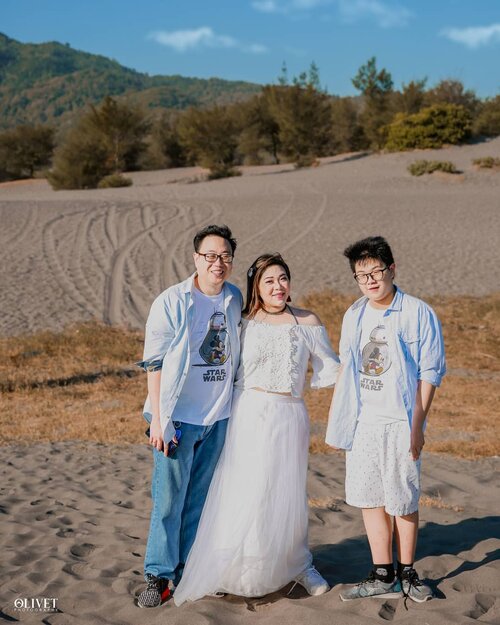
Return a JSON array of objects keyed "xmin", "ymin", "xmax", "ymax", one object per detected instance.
[
  {"xmin": 0, "ymin": 322, "xmax": 143, "ymax": 391},
  {"xmin": 420, "ymin": 494, "xmax": 464, "ymax": 513},
  {"xmin": 308, "ymin": 496, "xmax": 343, "ymax": 510},
  {"xmin": 1, "ymin": 293, "xmax": 499, "ymax": 458}
]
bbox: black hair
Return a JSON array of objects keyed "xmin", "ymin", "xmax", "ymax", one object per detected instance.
[
  {"xmin": 243, "ymin": 253, "xmax": 291, "ymax": 317},
  {"xmin": 193, "ymin": 224, "xmax": 237, "ymax": 254},
  {"xmin": 343, "ymin": 236, "xmax": 395, "ymax": 273}
]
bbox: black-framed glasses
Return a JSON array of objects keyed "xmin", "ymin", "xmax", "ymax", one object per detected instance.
[
  {"xmin": 354, "ymin": 266, "xmax": 390, "ymax": 284},
  {"xmin": 197, "ymin": 252, "xmax": 233, "ymax": 264}
]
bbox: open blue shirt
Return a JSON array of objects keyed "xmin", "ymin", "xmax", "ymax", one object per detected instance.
[
  {"xmin": 325, "ymin": 287, "xmax": 446, "ymax": 450},
  {"xmin": 138, "ymin": 274, "xmax": 243, "ymax": 443}
]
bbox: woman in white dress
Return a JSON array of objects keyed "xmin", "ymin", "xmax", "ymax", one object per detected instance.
[{"xmin": 174, "ymin": 253, "xmax": 340, "ymax": 604}]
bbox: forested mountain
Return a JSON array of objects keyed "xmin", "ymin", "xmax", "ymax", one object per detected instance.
[{"xmin": 0, "ymin": 33, "xmax": 261, "ymax": 130}]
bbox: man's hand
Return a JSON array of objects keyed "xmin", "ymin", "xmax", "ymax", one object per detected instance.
[
  {"xmin": 149, "ymin": 415, "xmax": 164, "ymax": 453},
  {"xmin": 410, "ymin": 426, "xmax": 425, "ymax": 461}
]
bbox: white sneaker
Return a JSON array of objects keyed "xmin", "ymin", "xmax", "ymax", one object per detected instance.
[{"xmin": 292, "ymin": 566, "xmax": 330, "ymax": 596}]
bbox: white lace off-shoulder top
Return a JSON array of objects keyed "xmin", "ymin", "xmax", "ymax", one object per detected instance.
[{"xmin": 234, "ymin": 319, "xmax": 340, "ymax": 397}]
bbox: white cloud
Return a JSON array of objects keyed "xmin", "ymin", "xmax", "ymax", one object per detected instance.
[
  {"xmin": 441, "ymin": 23, "xmax": 500, "ymax": 49},
  {"xmin": 149, "ymin": 27, "xmax": 267, "ymax": 54},
  {"xmin": 244, "ymin": 43, "xmax": 268, "ymax": 54},
  {"xmin": 251, "ymin": 0, "xmax": 412, "ymax": 27},
  {"xmin": 337, "ymin": 0, "xmax": 412, "ymax": 28},
  {"xmin": 292, "ymin": 0, "xmax": 327, "ymax": 8},
  {"xmin": 252, "ymin": 0, "xmax": 328, "ymax": 14},
  {"xmin": 252, "ymin": 0, "xmax": 280, "ymax": 12}
]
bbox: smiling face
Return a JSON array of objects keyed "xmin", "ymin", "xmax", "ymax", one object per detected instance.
[
  {"xmin": 354, "ymin": 258, "xmax": 396, "ymax": 308},
  {"xmin": 258, "ymin": 264, "xmax": 291, "ymax": 312},
  {"xmin": 193, "ymin": 235, "xmax": 233, "ymax": 295}
]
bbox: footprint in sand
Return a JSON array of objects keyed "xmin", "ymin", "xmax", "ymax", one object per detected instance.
[
  {"xmin": 114, "ymin": 500, "xmax": 134, "ymax": 509},
  {"xmin": 378, "ymin": 601, "xmax": 397, "ymax": 621},
  {"xmin": 112, "ymin": 578, "xmax": 139, "ymax": 595},
  {"xmin": 466, "ymin": 593, "xmax": 495, "ymax": 619},
  {"xmin": 62, "ymin": 561, "xmax": 98, "ymax": 580},
  {"xmin": 69, "ymin": 543, "xmax": 95, "ymax": 558}
]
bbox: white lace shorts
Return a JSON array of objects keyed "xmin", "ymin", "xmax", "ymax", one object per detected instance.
[{"xmin": 345, "ymin": 420, "xmax": 421, "ymax": 516}]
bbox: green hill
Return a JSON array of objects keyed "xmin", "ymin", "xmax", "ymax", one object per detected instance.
[{"xmin": 0, "ymin": 33, "xmax": 261, "ymax": 130}]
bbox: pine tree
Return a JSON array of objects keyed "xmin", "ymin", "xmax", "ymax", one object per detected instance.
[
  {"xmin": 177, "ymin": 106, "xmax": 240, "ymax": 177},
  {"xmin": 352, "ymin": 57, "xmax": 394, "ymax": 148},
  {"xmin": 0, "ymin": 125, "xmax": 54, "ymax": 180}
]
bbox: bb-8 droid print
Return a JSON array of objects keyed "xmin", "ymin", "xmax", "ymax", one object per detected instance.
[{"xmin": 360, "ymin": 325, "xmax": 391, "ymax": 376}]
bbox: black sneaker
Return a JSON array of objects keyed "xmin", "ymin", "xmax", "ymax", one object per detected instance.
[
  {"xmin": 137, "ymin": 574, "xmax": 171, "ymax": 608},
  {"xmin": 400, "ymin": 568, "xmax": 433, "ymax": 604}
]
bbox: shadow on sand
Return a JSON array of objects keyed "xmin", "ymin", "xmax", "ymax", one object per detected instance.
[{"xmin": 313, "ymin": 515, "xmax": 500, "ymax": 588}]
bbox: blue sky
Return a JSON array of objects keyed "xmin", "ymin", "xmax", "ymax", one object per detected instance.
[{"xmin": 3, "ymin": 0, "xmax": 499, "ymax": 97}]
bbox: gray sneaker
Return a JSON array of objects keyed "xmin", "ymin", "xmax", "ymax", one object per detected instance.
[
  {"xmin": 400, "ymin": 568, "xmax": 433, "ymax": 603},
  {"xmin": 339, "ymin": 571, "xmax": 402, "ymax": 601}
]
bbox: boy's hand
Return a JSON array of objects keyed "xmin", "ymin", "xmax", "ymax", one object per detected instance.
[{"xmin": 410, "ymin": 427, "xmax": 425, "ymax": 461}]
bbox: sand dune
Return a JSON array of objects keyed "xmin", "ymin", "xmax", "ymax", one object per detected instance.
[
  {"xmin": 1, "ymin": 139, "xmax": 499, "ymax": 336},
  {"xmin": 0, "ymin": 442, "xmax": 498, "ymax": 624}
]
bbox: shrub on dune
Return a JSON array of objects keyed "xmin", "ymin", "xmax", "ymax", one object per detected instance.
[
  {"xmin": 97, "ymin": 173, "xmax": 133, "ymax": 188},
  {"xmin": 472, "ymin": 95, "xmax": 500, "ymax": 138},
  {"xmin": 385, "ymin": 104, "xmax": 472, "ymax": 151},
  {"xmin": 408, "ymin": 160, "xmax": 458, "ymax": 176},
  {"xmin": 472, "ymin": 156, "xmax": 500, "ymax": 169}
]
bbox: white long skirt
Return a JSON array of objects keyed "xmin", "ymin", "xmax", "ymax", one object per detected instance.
[{"xmin": 174, "ymin": 388, "xmax": 312, "ymax": 605}]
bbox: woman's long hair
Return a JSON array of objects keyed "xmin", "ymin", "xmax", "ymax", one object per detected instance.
[{"xmin": 242, "ymin": 253, "xmax": 291, "ymax": 318}]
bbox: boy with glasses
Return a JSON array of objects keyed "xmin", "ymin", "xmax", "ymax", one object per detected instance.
[
  {"xmin": 326, "ymin": 236, "xmax": 446, "ymax": 604},
  {"xmin": 136, "ymin": 224, "xmax": 242, "ymax": 608}
]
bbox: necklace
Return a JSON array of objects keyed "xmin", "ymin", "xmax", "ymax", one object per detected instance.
[{"xmin": 262, "ymin": 304, "xmax": 288, "ymax": 316}]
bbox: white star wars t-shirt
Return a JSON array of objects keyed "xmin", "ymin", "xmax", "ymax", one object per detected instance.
[
  {"xmin": 358, "ymin": 304, "xmax": 407, "ymax": 425},
  {"xmin": 172, "ymin": 287, "xmax": 232, "ymax": 425}
]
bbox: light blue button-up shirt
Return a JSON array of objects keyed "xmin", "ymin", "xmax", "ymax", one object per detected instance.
[
  {"xmin": 325, "ymin": 287, "xmax": 446, "ymax": 450},
  {"xmin": 138, "ymin": 274, "xmax": 243, "ymax": 443}
]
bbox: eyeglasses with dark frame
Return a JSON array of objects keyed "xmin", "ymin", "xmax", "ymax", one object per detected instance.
[
  {"xmin": 197, "ymin": 252, "xmax": 233, "ymax": 264},
  {"xmin": 354, "ymin": 266, "xmax": 390, "ymax": 284}
]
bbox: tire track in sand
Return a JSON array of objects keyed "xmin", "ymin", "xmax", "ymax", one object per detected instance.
[
  {"xmin": 236, "ymin": 182, "xmax": 295, "ymax": 252},
  {"xmin": 1, "ymin": 202, "xmax": 38, "ymax": 250},
  {"xmin": 42, "ymin": 213, "xmax": 99, "ymax": 316},
  {"xmin": 280, "ymin": 182, "xmax": 328, "ymax": 254},
  {"xmin": 104, "ymin": 206, "xmax": 182, "ymax": 325},
  {"xmin": 65, "ymin": 209, "xmax": 104, "ymax": 314},
  {"xmin": 122, "ymin": 204, "xmax": 181, "ymax": 324}
]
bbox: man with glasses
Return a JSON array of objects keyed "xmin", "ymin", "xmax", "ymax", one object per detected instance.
[
  {"xmin": 326, "ymin": 236, "xmax": 445, "ymax": 605},
  {"xmin": 137, "ymin": 225, "xmax": 242, "ymax": 608}
]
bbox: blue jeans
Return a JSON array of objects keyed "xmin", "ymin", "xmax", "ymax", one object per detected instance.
[{"xmin": 144, "ymin": 419, "xmax": 228, "ymax": 584}]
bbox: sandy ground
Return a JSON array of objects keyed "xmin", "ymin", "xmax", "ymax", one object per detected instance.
[
  {"xmin": 1, "ymin": 139, "xmax": 499, "ymax": 336},
  {"xmin": 0, "ymin": 442, "xmax": 498, "ymax": 625}
]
